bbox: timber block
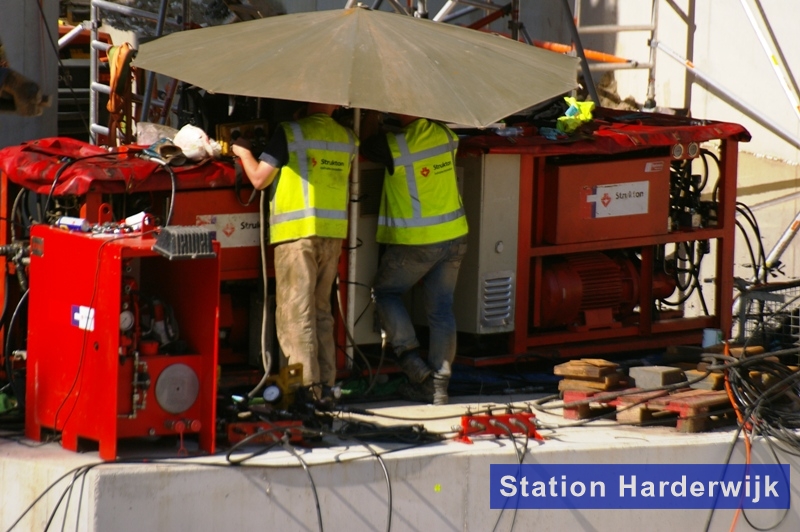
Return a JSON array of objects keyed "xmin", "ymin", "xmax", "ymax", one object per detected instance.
[
  {"xmin": 685, "ymin": 369, "xmax": 725, "ymax": 390},
  {"xmin": 554, "ymin": 359, "xmax": 618, "ymax": 379}
]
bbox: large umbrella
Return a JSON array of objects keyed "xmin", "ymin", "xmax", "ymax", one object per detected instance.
[{"xmin": 133, "ymin": 6, "xmax": 579, "ymax": 128}]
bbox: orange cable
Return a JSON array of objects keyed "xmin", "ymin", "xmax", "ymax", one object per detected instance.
[{"xmin": 723, "ymin": 341, "xmax": 751, "ymax": 532}]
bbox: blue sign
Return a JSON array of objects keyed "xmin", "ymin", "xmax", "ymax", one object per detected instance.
[{"xmin": 490, "ymin": 464, "xmax": 790, "ymax": 509}]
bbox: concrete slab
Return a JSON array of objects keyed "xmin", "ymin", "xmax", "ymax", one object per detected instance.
[{"xmin": 1, "ymin": 394, "xmax": 798, "ymax": 532}]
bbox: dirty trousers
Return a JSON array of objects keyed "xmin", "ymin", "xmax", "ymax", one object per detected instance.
[
  {"xmin": 372, "ymin": 236, "xmax": 467, "ymax": 377},
  {"xmin": 274, "ymin": 236, "xmax": 342, "ymax": 386}
]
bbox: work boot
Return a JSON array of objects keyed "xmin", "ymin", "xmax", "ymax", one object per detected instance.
[
  {"xmin": 433, "ymin": 374, "xmax": 449, "ymax": 406},
  {"xmin": 397, "ymin": 350, "xmax": 432, "ymax": 384},
  {"xmin": 397, "ymin": 377, "xmax": 434, "ymax": 403}
]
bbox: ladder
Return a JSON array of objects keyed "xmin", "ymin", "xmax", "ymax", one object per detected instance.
[
  {"xmin": 88, "ymin": 0, "xmax": 189, "ymax": 145},
  {"xmin": 574, "ymin": 0, "xmax": 660, "ymax": 108}
]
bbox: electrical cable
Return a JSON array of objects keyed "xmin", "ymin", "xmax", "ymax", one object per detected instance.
[
  {"xmin": 338, "ymin": 404, "xmax": 506, "ymax": 422},
  {"xmin": 489, "ymin": 419, "xmax": 530, "ymax": 532},
  {"xmin": 280, "ymin": 439, "xmax": 324, "ymax": 532},
  {"xmin": 4, "ymin": 462, "xmax": 103, "ymax": 532},
  {"xmin": 659, "ymin": 241, "xmax": 706, "ymax": 308},
  {"xmin": 225, "ymin": 422, "xmax": 285, "ymax": 465},
  {"xmin": 53, "ymin": 231, "xmax": 157, "ymax": 434},
  {"xmin": 334, "ymin": 274, "xmax": 376, "ymax": 392},
  {"xmin": 736, "ymin": 219, "xmax": 760, "ymax": 281},
  {"xmin": 0, "ymin": 275, "xmax": 9, "ymax": 385},
  {"xmin": 3, "ymin": 289, "xmax": 27, "ymax": 405},
  {"xmin": 699, "ymin": 344, "xmax": 800, "ymax": 532},
  {"xmin": 34, "ymin": 0, "xmax": 94, "ymax": 143},
  {"xmin": 42, "ymin": 153, "xmax": 123, "ymax": 221},
  {"xmin": 43, "ymin": 465, "xmax": 85, "ymax": 532},
  {"xmin": 313, "ymin": 426, "xmax": 393, "ymax": 532},
  {"xmin": 157, "ymin": 159, "xmax": 177, "ymax": 227},
  {"xmin": 10, "ymin": 189, "xmax": 27, "ymax": 243},
  {"xmin": 736, "ymin": 202, "xmax": 767, "ymax": 282},
  {"xmin": 57, "ymin": 466, "xmax": 84, "ymax": 532},
  {"xmin": 247, "ymin": 188, "xmax": 273, "ymax": 399}
]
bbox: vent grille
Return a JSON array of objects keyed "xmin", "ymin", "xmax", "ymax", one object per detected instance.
[{"xmin": 480, "ymin": 272, "xmax": 514, "ymax": 328}]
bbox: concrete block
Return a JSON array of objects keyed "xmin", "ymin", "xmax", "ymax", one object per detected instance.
[{"xmin": 628, "ymin": 366, "xmax": 687, "ymax": 389}]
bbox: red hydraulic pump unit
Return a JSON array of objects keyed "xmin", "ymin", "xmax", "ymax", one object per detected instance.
[{"xmin": 25, "ymin": 224, "xmax": 220, "ymax": 460}]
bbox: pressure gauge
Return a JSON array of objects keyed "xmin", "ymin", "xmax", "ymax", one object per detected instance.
[
  {"xmin": 671, "ymin": 144, "xmax": 684, "ymax": 159},
  {"xmin": 263, "ymin": 385, "xmax": 282, "ymax": 404},
  {"xmin": 120, "ymin": 310, "xmax": 135, "ymax": 331}
]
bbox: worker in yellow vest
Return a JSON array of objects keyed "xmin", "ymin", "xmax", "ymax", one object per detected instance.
[
  {"xmin": 361, "ymin": 113, "xmax": 468, "ymax": 405},
  {"xmin": 232, "ymin": 103, "xmax": 358, "ymax": 397}
]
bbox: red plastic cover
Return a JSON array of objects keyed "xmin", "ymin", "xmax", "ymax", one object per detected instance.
[{"xmin": 0, "ymin": 137, "xmax": 238, "ymax": 196}]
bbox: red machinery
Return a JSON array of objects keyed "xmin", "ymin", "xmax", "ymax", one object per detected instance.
[
  {"xmin": 0, "ymin": 109, "xmax": 751, "ymax": 402},
  {"xmin": 25, "ymin": 225, "xmax": 220, "ymax": 459},
  {"xmin": 452, "ymin": 108, "xmax": 749, "ymax": 364}
]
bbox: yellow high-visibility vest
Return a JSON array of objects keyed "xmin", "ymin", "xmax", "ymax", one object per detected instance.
[
  {"xmin": 270, "ymin": 114, "xmax": 357, "ymax": 244},
  {"xmin": 377, "ymin": 119, "xmax": 468, "ymax": 245}
]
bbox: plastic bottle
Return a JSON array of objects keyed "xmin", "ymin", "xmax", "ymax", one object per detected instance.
[{"xmin": 495, "ymin": 126, "xmax": 524, "ymax": 137}]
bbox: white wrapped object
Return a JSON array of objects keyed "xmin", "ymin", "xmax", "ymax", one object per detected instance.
[
  {"xmin": 135, "ymin": 122, "xmax": 179, "ymax": 146},
  {"xmin": 172, "ymin": 124, "xmax": 222, "ymax": 161}
]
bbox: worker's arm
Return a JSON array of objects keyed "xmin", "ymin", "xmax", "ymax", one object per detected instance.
[
  {"xmin": 231, "ymin": 141, "xmax": 279, "ymax": 190},
  {"xmin": 360, "ymin": 133, "xmax": 394, "ymax": 174}
]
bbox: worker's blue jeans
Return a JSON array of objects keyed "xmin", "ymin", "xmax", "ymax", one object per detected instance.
[{"xmin": 372, "ymin": 236, "xmax": 467, "ymax": 377}]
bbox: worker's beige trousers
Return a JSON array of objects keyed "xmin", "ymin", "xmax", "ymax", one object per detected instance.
[{"xmin": 274, "ymin": 236, "xmax": 342, "ymax": 387}]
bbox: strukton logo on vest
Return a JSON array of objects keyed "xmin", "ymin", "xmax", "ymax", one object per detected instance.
[{"xmin": 421, "ymin": 167, "xmax": 430, "ymax": 177}]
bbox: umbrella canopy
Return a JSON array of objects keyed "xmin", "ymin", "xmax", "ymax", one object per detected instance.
[{"xmin": 133, "ymin": 7, "xmax": 579, "ymax": 128}]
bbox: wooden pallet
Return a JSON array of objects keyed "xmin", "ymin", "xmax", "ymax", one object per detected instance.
[{"xmin": 562, "ymin": 388, "xmax": 734, "ymax": 433}]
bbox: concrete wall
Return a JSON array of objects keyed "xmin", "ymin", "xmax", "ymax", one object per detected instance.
[
  {"xmin": 0, "ymin": 0, "xmax": 58, "ymax": 148},
  {"xmin": 3, "ymin": 427, "xmax": 799, "ymax": 532}
]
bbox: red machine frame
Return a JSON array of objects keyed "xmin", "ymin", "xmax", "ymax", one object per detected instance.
[
  {"xmin": 25, "ymin": 226, "xmax": 220, "ymax": 460},
  {"xmin": 456, "ymin": 109, "xmax": 745, "ymax": 365},
  {"xmin": 0, "ymin": 110, "xmax": 750, "ymax": 380}
]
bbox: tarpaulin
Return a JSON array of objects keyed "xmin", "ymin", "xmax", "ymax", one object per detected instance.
[{"xmin": 0, "ymin": 137, "xmax": 237, "ymax": 196}]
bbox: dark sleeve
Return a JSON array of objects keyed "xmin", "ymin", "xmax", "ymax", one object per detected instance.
[
  {"xmin": 258, "ymin": 125, "xmax": 289, "ymax": 168},
  {"xmin": 359, "ymin": 133, "xmax": 394, "ymax": 174}
]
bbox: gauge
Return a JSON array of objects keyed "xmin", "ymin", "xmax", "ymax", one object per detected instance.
[
  {"xmin": 120, "ymin": 310, "xmax": 135, "ymax": 331},
  {"xmin": 263, "ymin": 385, "xmax": 282, "ymax": 404}
]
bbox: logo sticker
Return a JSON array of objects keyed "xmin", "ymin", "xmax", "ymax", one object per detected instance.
[
  {"xmin": 196, "ymin": 213, "xmax": 261, "ymax": 248},
  {"xmin": 71, "ymin": 305, "xmax": 95, "ymax": 331},
  {"xmin": 584, "ymin": 181, "xmax": 650, "ymax": 218}
]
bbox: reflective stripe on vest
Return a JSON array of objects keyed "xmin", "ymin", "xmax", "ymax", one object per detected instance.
[
  {"xmin": 389, "ymin": 132, "xmax": 460, "ymax": 221},
  {"xmin": 283, "ymin": 121, "xmax": 356, "ymax": 213},
  {"xmin": 378, "ymin": 120, "xmax": 468, "ymax": 245},
  {"xmin": 269, "ymin": 116, "xmax": 356, "ymax": 242}
]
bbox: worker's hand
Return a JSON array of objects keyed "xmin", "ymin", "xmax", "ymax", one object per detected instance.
[
  {"xmin": 231, "ymin": 138, "xmax": 253, "ymax": 157},
  {"xmin": 233, "ymin": 137, "xmax": 252, "ymax": 149}
]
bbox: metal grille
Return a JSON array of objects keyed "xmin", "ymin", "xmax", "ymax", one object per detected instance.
[
  {"xmin": 480, "ymin": 272, "xmax": 514, "ymax": 328},
  {"xmin": 734, "ymin": 279, "xmax": 800, "ymax": 349}
]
